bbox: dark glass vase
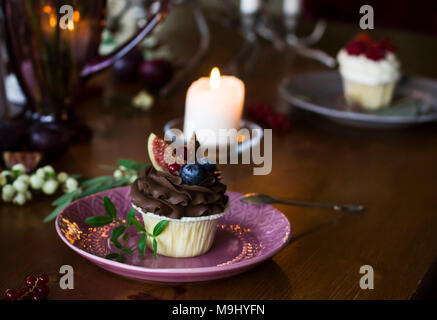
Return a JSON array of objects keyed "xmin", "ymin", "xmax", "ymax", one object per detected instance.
[{"xmin": 1, "ymin": 0, "xmax": 170, "ymax": 153}]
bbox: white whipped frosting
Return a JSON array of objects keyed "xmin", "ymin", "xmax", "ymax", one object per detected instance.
[{"xmin": 337, "ymin": 49, "xmax": 400, "ymax": 85}]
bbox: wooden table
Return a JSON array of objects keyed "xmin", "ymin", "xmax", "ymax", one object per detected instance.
[{"xmin": 2, "ymin": 4, "xmax": 437, "ymax": 300}]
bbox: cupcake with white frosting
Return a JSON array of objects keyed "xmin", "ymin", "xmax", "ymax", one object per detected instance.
[{"xmin": 337, "ymin": 33, "xmax": 400, "ymax": 110}]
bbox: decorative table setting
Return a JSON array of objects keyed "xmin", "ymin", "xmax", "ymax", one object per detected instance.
[{"xmin": 1, "ymin": 0, "xmax": 437, "ymax": 303}]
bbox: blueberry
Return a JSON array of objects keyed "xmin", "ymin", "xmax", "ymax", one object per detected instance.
[
  {"xmin": 180, "ymin": 164, "xmax": 204, "ymax": 185},
  {"xmin": 197, "ymin": 158, "xmax": 217, "ymax": 173}
]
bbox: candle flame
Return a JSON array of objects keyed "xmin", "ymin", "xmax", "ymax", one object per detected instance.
[
  {"xmin": 49, "ymin": 14, "xmax": 57, "ymax": 28},
  {"xmin": 210, "ymin": 67, "xmax": 220, "ymax": 89}
]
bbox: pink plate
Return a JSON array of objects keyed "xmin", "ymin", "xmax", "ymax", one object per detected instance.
[{"xmin": 56, "ymin": 187, "xmax": 291, "ymax": 282}]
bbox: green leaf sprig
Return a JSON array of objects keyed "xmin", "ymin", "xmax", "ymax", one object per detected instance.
[
  {"xmin": 85, "ymin": 196, "xmax": 169, "ymax": 261},
  {"xmin": 44, "ymin": 159, "xmax": 149, "ymax": 222}
]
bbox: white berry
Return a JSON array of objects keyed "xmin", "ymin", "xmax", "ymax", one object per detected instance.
[
  {"xmin": 36, "ymin": 168, "xmax": 46, "ymax": 179},
  {"xmin": 65, "ymin": 177, "xmax": 79, "ymax": 192},
  {"xmin": 42, "ymin": 179, "xmax": 59, "ymax": 195},
  {"xmin": 113, "ymin": 169, "xmax": 123, "ymax": 179},
  {"xmin": 57, "ymin": 172, "xmax": 69, "ymax": 183},
  {"xmin": 13, "ymin": 192, "xmax": 27, "ymax": 206},
  {"xmin": 30, "ymin": 175, "xmax": 44, "ymax": 190},
  {"xmin": 12, "ymin": 179, "xmax": 28, "ymax": 193},
  {"xmin": 2, "ymin": 184, "xmax": 15, "ymax": 202},
  {"xmin": 43, "ymin": 165, "xmax": 55, "ymax": 177},
  {"xmin": 0, "ymin": 174, "xmax": 6, "ymax": 187},
  {"xmin": 129, "ymin": 175, "xmax": 138, "ymax": 184},
  {"xmin": 12, "ymin": 163, "xmax": 26, "ymax": 174},
  {"xmin": 25, "ymin": 191, "xmax": 32, "ymax": 201},
  {"xmin": 1, "ymin": 170, "xmax": 14, "ymax": 180},
  {"xmin": 17, "ymin": 174, "xmax": 30, "ymax": 184}
]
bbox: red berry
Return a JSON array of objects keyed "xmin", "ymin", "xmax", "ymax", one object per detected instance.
[
  {"xmin": 19, "ymin": 288, "xmax": 31, "ymax": 300},
  {"xmin": 378, "ymin": 38, "xmax": 397, "ymax": 53},
  {"xmin": 35, "ymin": 284, "xmax": 49, "ymax": 296},
  {"xmin": 25, "ymin": 275, "xmax": 36, "ymax": 288},
  {"xmin": 168, "ymin": 163, "xmax": 181, "ymax": 174},
  {"xmin": 5, "ymin": 289, "xmax": 19, "ymax": 300},
  {"xmin": 30, "ymin": 291, "xmax": 46, "ymax": 301},
  {"xmin": 366, "ymin": 45, "xmax": 385, "ymax": 61},
  {"xmin": 346, "ymin": 40, "xmax": 367, "ymax": 56},
  {"xmin": 38, "ymin": 274, "xmax": 49, "ymax": 284}
]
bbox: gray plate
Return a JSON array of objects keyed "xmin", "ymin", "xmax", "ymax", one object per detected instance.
[{"xmin": 280, "ymin": 71, "xmax": 437, "ymax": 128}]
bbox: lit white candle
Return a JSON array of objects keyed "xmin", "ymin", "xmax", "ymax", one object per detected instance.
[
  {"xmin": 283, "ymin": 0, "xmax": 301, "ymax": 16},
  {"xmin": 240, "ymin": 0, "xmax": 260, "ymax": 15},
  {"xmin": 183, "ymin": 68, "xmax": 245, "ymax": 147}
]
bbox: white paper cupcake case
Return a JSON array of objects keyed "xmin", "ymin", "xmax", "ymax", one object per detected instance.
[{"xmin": 132, "ymin": 203, "xmax": 229, "ymax": 258}]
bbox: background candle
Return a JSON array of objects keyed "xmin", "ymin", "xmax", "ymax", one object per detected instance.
[
  {"xmin": 240, "ymin": 0, "xmax": 260, "ymax": 15},
  {"xmin": 183, "ymin": 68, "xmax": 245, "ymax": 147}
]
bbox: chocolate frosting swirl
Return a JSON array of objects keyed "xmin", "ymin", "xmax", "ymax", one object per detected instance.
[{"xmin": 130, "ymin": 166, "xmax": 228, "ymax": 219}]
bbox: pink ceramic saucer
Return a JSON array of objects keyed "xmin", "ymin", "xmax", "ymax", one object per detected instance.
[{"xmin": 56, "ymin": 186, "xmax": 291, "ymax": 282}]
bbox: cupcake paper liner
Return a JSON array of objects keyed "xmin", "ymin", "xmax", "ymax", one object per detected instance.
[{"xmin": 132, "ymin": 203, "xmax": 229, "ymax": 258}]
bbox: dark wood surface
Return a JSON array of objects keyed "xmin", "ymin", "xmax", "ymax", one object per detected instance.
[{"xmin": 1, "ymin": 5, "xmax": 437, "ymax": 300}]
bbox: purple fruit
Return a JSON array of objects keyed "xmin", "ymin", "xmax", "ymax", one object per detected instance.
[
  {"xmin": 112, "ymin": 49, "xmax": 144, "ymax": 81},
  {"xmin": 29, "ymin": 121, "xmax": 71, "ymax": 154},
  {"xmin": 139, "ymin": 59, "xmax": 173, "ymax": 91}
]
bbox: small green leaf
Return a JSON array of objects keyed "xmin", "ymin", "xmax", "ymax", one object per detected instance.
[
  {"xmin": 132, "ymin": 218, "xmax": 146, "ymax": 232},
  {"xmin": 12, "ymin": 169, "xmax": 22, "ymax": 176},
  {"xmin": 81, "ymin": 176, "xmax": 113, "ymax": 187},
  {"xmin": 44, "ymin": 200, "xmax": 72, "ymax": 223},
  {"xmin": 122, "ymin": 233, "xmax": 129, "ymax": 241},
  {"xmin": 103, "ymin": 196, "xmax": 117, "ymax": 219},
  {"xmin": 153, "ymin": 220, "xmax": 169, "ymax": 237},
  {"xmin": 52, "ymin": 190, "xmax": 78, "ymax": 207},
  {"xmin": 78, "ymin": 183, "xmax": 110, "ymax": 198},
  {"xmin": 117, "ymin": 159, "xmax": 139, "ymax": 171},
  {"xmin": 136, "ymin": 163, "xmax": 149, "ymax": 173},
  {"xmin": 138, "ymin": 234, "xmax": 147, "ymax": 258},
  {"xmin": 105, "ymin": 253, "xmax": 119, "ymax": 260},
  {"xmin": 111, "ymin": 238, "xmax": 122, "ymax": 249},
  {"xmin": 117, "ymin": 159, "xmax": 149, "ymax": 174},
  {"xmin": 44, "ymin": 171, "xmax": 55, "ymax": 179},
  {"xmin": 153, "ymin": 238, "xmax": 158, "ymax": 260},
  {"xmin": 109, "ymin": 177, "xmax": 130, "ymax": 187},
  {"xmin": 126, "ymin": 209, "xmax": 136, "ymax": 226},
  {"xmin": 111, "ymin": 226, "xmax": 126, "ymax": 241},
  {"xmin": 117, "ymin": 255, "xmax": 125, "ymax": 263},
  {"xmin": 85, "ymin": 216, "xmax": 113, "ymax": 227},
  {"xmin": 122, "ymin": 248, "xmax": 132, "ymax": 255}
]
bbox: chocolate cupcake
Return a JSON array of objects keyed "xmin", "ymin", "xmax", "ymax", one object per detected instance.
[{"xmin": 131, "ymin": 162, "xmax": 229, "ymax": 258}]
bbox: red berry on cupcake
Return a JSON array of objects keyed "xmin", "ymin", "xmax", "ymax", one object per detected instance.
[
  {"xmin": 365, "ymin": 45, "xmax": 385, "ymax": 61},
  {"xmin": 378, "ymin": 38, "xmax": 397, "ymax": 53},
  {"xmin": 345, "ymin": 40, "xmax": 367, "ymax": 56}
]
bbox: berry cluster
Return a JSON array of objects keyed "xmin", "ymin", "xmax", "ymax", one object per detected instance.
[
  {"xmin": 345, "ymin": 33, "xmax": 397, "ymax": 62},
  {"xmin": 1, "ymin": 164, "xmax": 79, "ymax": 206},
  {"xmin": 3, "ymin": 274, "xmax": 49, "ymax": 300},
  {"xmin": 112, "ymin": 165, "xmax": 139, "ymax": 184},
  {"xmin": 247, "ymin": 102, "xmax": 291, "ymax": 132}
]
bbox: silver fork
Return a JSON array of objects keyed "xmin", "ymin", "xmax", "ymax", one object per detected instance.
[{"xmin": 240, "ymin": 193, "xmax": 365, "ymax": 212}]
